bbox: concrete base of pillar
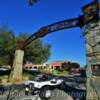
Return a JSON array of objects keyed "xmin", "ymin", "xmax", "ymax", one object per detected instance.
[
  {"xmin": 86, "ymin": 77, "xmax": 99, "ymax": 100},
  {"xmin": 9, "ymin": 50, "xmax": 24, "ymax": 83}
]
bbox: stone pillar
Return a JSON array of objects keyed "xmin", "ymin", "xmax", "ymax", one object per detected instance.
[
  {"xmin": 9, "ymin": 50, "xmax": 24, "ymax": 83},
  {"xmin": 84, "ymin": 21, "xmax": 100, "ymax": 100}
]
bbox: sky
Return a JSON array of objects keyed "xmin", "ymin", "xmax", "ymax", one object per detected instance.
[{"xmin": 0, "ymin": 0, "xmax": 94, "ymax": 66}]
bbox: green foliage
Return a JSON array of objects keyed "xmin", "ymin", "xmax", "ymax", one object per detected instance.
[
  {"xmin": 0, "ymin": 25, "xmax": 16, "ymax": 65},
  {"xmin": 18, "ymin": 33, "xmax": 51, "ymax": 64},
  {"xmin": 0, "ymin": 25, "xmax": 51, "ymax": 65},
  {"xmin": 0, "ymin": 75, "xmax": 8, "ymax": 80},
  {"xmin": 53, "ymin": 70, "xmax": 68, "ymax": 75},
  {"xmin": 23, "ymin": 71, "xmax": 33, "ymax": 77}
]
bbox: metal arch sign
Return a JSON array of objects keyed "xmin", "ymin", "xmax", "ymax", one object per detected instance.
[{"xmin": 46, "ymin": 18, "xmax": 78, "ymax": 33}]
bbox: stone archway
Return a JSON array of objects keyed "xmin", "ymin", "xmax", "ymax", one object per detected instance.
[{"xmin": 84, "ymin": 21, "xmax": 100, "ymax": 100}]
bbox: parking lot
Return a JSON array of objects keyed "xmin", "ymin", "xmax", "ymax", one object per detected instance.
[{"xmin": 0, "ymin": 74, "xmax": 86, "ymax": 100}]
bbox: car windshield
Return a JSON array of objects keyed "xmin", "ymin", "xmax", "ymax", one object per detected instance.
[{"xmin": 30, "ymin": 74, "xmax": 54, "ymax": 82}]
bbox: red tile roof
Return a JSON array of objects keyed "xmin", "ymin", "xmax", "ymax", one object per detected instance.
[
  {"xmin": 24, "ymin": 64, "xmax": 33, "ymax": 67},
  {"xmin": 50, "ymin": 61, "xmax": 67, "ymax": 67}
]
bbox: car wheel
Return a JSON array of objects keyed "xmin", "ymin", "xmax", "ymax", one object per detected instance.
[
  {"xmin": 29, "ymin": 83, "xmax": 35, "ymax": 93},
  {"xmin": 60, "ymin": 82, "xmax": 66, "ymax": 90},
  {"xmin": 29, "ymin": 83, "xmax": 34, "ymax": 89},
  {"xmin": 29, "ymin": 83, "xmax": 36, "ymax": 95},
  {"xmin": 39, "ymin": 86, "xmax": 52, "ymax": 100}
]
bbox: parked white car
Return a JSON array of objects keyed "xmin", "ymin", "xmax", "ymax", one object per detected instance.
[
  {"xmin": 0, "ymin": 67, "xmax": 9, "ymax": 71},
  {"xmin": 24, "ymin": 74, "xmax": 63, "ymax": 99}
]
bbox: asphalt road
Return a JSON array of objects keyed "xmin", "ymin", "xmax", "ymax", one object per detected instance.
[
  {"xmin": 0, "ymin": 89, "xmax": 72, "ymax": 100},
  {"xmin": 0, "ymin": 75, "xmax": 86, "ymax": 100}
]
